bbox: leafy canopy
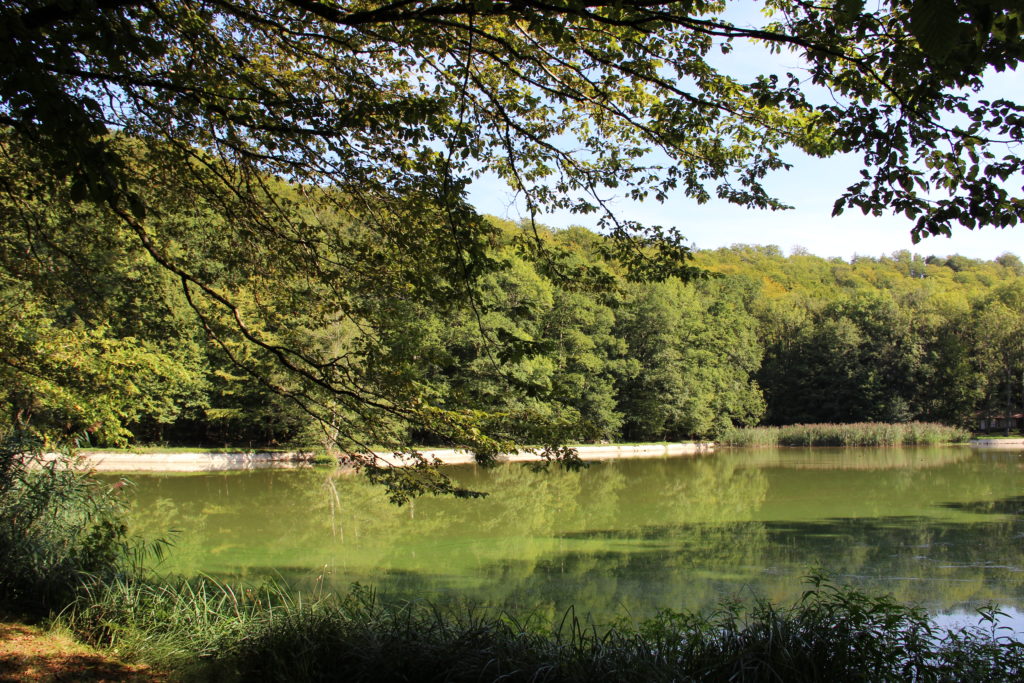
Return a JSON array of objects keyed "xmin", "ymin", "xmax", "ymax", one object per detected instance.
[
  {"xmin": 2, "ymin": 0, "xmax": 1022, "ymax": 491},
  {"xmin": 5, "ymin": 1, "xmax": 1022, "ymax": 238}
]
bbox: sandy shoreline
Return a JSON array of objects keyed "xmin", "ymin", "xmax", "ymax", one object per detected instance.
[
  {"xmin": 969, "ymin": 438, "xmax": 1024, "ymax": 449},
  {"xmin": 43, "ymin": 442, "xmax": 715, "ymax": 472}
]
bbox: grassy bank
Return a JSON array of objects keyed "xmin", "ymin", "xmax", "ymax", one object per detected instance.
[
  {"xmin": 55, "ymin": 574, "xmax": 1024, "ymax": 682},
  {"xmin": 4, "ymin": 434, "xmax": 1023, "ymax": 681},
  {"xmin": 721, "ymin": 422, "xmax": 970, "ymax": 448}
]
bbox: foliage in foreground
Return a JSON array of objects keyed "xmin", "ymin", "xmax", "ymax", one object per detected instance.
[
  {"xmin": 61, "ymin": 575, "xmax": 1024, "ymax": 683},
  {"xmin": 0, "ymin": 435, "xmax": 133, "ymax": 614},
  {"xmin": 721, "ymin": 422, "xmax": 971, "ymax": 448}
]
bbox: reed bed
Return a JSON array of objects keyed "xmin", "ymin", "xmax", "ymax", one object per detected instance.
[
  {"xmin": 56, "ymin": 574, "xmax": 1024, "ymax": 682},
  {"xmin": 721, "ymin": 422, "xmax": 970, "ymax": 448},
  {"xmin": 0, "ymin": 434, "xmax": 135, "ymax": 615}
]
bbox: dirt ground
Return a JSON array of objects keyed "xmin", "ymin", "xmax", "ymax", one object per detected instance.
[{"xmin": 0, "ymin": 622, "xmax": 163, "ymax": 682}]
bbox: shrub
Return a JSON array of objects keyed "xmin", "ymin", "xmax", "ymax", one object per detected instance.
[{"xmin": 0, "ymin": 433, "xmax": 132, "ymax": 615}]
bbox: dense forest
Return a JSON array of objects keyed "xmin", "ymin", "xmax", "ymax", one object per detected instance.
[
  {"xmin": 5, "ymin": 0, "xmax": 1024, "ymax": 476},
  {"xmin": 3, "ymin": 186, "xmax": 1021, "ymax": 449}
]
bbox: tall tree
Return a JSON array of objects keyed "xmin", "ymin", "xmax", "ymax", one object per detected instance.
[
  {"xmin": 614, "ymin": 276, "xmax": 764, "ymax": 440},
  {"xmin": 974, "ymin": 283, "xmax": 1024, "ymax": 434}
]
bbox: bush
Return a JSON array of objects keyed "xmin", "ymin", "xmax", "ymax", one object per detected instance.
[{"xmin": 0, "ymin": 433, "xmax": 132, "ymax": 615}]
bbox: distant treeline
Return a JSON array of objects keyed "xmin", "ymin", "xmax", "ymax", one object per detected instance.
[
  {"xmin": 708, "ymin": 245, "xmax": 1023, "ymax": 433},
  {"xmin": 2, "ymin": 204, "xmax": 1022, "ymax": 448}
]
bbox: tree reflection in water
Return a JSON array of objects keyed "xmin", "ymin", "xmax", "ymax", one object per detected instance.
[{"xmin": 117, "ymin": 447, "xmax": 1024, "ymax": 623}]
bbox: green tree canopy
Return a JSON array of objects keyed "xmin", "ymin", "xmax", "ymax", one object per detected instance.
[{"xmin": 2, "ymin": 0, "xmax": 1023, "ymax": 493}]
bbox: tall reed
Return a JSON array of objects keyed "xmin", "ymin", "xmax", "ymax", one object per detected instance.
[
  {"xmin": 721, "ymin": 422, "xmax": 970, "ymax": 448},
  {"xmin": 61, "ymin": 574, "xmax": 1024, "ymax": 682},
  {"xmin": 0, "ymin": 434, "xmax": 133, "ymax": 615}
]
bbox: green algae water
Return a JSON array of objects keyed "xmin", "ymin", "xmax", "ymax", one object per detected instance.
[{"xmin": 114, "ymin": 446, "xmax": 1024, "ymax": 625}]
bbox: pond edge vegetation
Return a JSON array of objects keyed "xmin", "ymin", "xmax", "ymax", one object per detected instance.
[
  {"xmin": 721, "ymin": 422, "xmax": 971, "ymax": 448},
  {"xmin": 4, "ymin": 434, "xmax": 1024, "ymax": 681}
]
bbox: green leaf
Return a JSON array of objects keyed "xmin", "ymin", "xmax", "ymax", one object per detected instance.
[
  {"xmin": 909, "ymin": 0, "xmax": 960, "ymax": 61},
  {"xmin": 69, "ymin": 179, "xmax": 88, "ymax": 203},
  {"xmin": 836, "ymin": 0, "xmax": 865, "ymax": 24}
]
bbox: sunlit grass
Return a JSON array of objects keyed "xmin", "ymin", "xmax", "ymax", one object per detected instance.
[{"xmin": 721, "ymin": 422, "xmax": 971, "ymax": 447}]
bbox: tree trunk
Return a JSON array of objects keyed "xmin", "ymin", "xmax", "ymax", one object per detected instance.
[{"xmin": 1006, "ymin": 368, "xmax": 1013, "ymax": 437}]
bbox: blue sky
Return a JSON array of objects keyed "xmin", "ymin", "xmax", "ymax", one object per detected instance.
[{"xmin": 467, "ymin": 3, "xmax": 1023, "ymax": 261}]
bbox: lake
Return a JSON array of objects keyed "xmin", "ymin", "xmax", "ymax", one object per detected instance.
[{"xmin": 113, "ymin": 446, "xmax": 1024, "ymax": 627}]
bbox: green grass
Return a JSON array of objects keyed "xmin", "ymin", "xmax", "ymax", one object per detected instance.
[
  {"xmin": 721, "ymin": 422, "xmax": 971, "ymax": 448},
  {"xmin": 58, "ymin": 574, "xmax": 1024, "ymax": 682}
]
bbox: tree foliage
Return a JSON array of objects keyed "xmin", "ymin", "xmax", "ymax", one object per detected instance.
[
  {"xmin": 705, "ymin": 244, "xmax": 1024, "ymax": 429},
  {"xmin": 2, "ymin": 0, "xmax": 1023, "ymax": 493}
]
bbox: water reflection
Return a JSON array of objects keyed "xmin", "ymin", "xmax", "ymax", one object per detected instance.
[
  {"xmin": 114, "ymin": 447, "xmax": 1024, "ymax": 624},
  {"xmin": 941, "ymin": 495, "xmax": 1024, "ymax": 515}
]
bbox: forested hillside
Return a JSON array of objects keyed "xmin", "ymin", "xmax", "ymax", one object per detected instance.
[
  {"xmin": 3, "ymin": 191, "xmax": 1021, "ymax": 449},
  {"xmin": 701, "ymin": 245, "xmax": 1024, "ymax": 430}
]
